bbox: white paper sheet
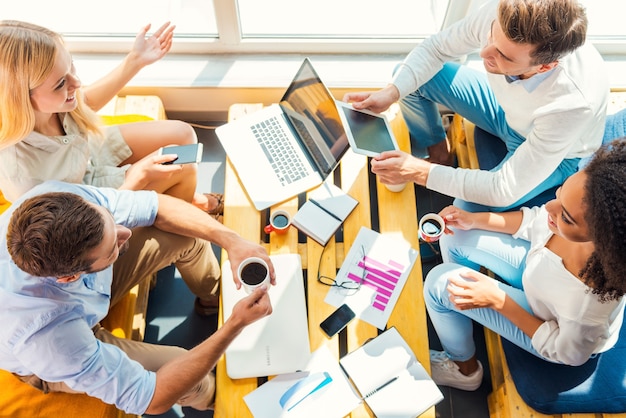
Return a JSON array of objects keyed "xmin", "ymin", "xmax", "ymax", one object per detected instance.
[
  {"xmin": 244, "ymin": 345, "xmax": 361, "ymax": 418},
  {"xmin": 324, "ymin": 227, "xmax": 419, "ymax": 329}
]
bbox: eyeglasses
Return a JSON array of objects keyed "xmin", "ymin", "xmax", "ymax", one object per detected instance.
[{"xmin": 317, "ymin": 244, "xmax": 366, "ymax": 296}]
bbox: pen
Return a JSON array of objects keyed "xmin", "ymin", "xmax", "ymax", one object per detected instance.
[
  {"xmin": 309, "ymin": 198, "xmax": 343, "ymax": 222},
  {"xmin": 361, "ymin": 376, "xmax": 399, "ymax": 399}
]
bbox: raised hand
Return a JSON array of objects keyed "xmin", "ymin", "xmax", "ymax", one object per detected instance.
[{"xmin": 131, "ymin": 22, "xmax": 176, "ymax": 67}]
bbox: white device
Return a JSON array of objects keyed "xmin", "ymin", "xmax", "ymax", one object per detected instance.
[
  {"xmin": 215, "ymin": 58, "xmax": 350, "ymax": 211},
  {"xmin": 220, "ymin": 254, "xmax": 311, "ymax": 379},
  {"xmin": 335, "ymin": 100, "xmax": 399, "ymax": 157}
]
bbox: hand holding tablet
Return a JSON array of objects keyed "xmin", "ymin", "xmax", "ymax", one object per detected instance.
[
  {"xmin": 336, "ymin": 101, "xmax": 406, "ymax": 192},
  {"xmin": 335, "ymin": 100, "xmax": 399, "ymax": 157}
]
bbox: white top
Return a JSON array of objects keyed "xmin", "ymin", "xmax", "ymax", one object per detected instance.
[
  {"xmin": 0, "ymin": 114, "xmax": 130, "ymax": 202},
  {"xmin": 513, "ymin": 206, "xmax": 624, "ymax": 366},
  {"xmin": 392, "ymin": 0, "xmax": 609, "ymax": 206}
]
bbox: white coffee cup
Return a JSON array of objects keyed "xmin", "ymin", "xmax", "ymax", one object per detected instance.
[
  {"xmin": 237, "ymin": 257, "xmax": 270, "ymax": 294},
  {"xmin": 384, "ymin": 182, "xmax": 407, "ymax": 192},
  {"xmin": 418, "ymin": 213, "xmax": 445, "ymax": 243}
]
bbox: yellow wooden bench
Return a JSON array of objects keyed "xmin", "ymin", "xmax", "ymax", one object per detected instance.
[
  {"xmin": 450, "ymin": 112, "xmax": 626, "ymax": 418},
  {"xmin": 0, "ymin": 95, "xmax": 166, "ymax": 418}
]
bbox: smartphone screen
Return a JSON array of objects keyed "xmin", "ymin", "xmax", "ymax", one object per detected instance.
[
  {"xmin": 320, "ymin": 304, "xmax": 355, "ymax": 338},
  {"xmin": 160, "ymin": 143, "xmax": 203, "ymax": 165}
]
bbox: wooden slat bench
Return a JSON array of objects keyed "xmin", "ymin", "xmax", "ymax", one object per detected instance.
[{"xmin": 215, "ymin": 102, "xmax": 434, "ymax": 418}]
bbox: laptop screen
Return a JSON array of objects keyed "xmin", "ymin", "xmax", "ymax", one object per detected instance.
[{"xmin": 280, "ymin": 59, "xmax": 349, "ymax": 177}]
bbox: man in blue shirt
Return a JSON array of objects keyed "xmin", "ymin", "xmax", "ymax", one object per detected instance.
[{"xmin": 0, "ymin": 181, "xmax": 275, "ymax": 415}]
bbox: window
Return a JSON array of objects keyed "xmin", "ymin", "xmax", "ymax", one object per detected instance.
[
  {"xmin": 7, "ymin": 0, "xmax": 624, "ymax": 55},
  {"xmin": 4, "ymin": 0, "xmax": 218, "ymax": 37},
  {"xmin": 4, "ymin": 0, "xmax": 453, "ymax": 54}
]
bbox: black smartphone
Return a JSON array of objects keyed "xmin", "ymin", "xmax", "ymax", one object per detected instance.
[
  {"xmin": 159, "ymin": 143, "xmax": 203, "ymax": 165},
  {"xmin": 320, "ymin": 304, "xmax": 355, "ymax": 338}
]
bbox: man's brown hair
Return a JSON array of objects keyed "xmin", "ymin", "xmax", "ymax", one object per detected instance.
[
  {"xmin": 498, "ymin": 0, "xmax": 587, "ymax": 64},
  {"xmin": 7, "ymin": 192, "xmax": 105, "ymax": 277}
]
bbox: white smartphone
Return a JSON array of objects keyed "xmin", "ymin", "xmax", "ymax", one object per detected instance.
[
  {"xmin": 335, "ymin": 100, "xmax": 399, "ymax": 157},
  {"xmin": 158, "ymin": 143, "xmax": 204, "ymax": 165}
]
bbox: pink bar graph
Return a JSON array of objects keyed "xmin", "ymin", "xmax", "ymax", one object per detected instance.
[{"xmin": 346, "ymin": 254, "xmax": 406, "ymax": 312}]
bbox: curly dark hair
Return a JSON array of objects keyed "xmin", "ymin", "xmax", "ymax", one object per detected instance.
[
  {"xmin": 7, "ymin": 192, "xmax": 105, "ymax": 277},
  {"xmin": 579, "ymin": 139, "xmax": 626, "ymax": 301}
]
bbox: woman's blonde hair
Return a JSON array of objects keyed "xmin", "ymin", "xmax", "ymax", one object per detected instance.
[{"xmin": 0, "ymin": 20, "xmax": 102, "ymax": 148}]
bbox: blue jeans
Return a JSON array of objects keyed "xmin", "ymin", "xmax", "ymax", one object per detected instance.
[
  {"xmin": 400, "ymin": 62, "xmax": 579, "ymax": 212},
  {"xmin": 423, "ymin": 229, "xmax": 550, "ymax": 362}
]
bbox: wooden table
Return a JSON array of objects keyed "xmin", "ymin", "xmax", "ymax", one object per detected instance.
[{"xmin": 215, "ymin": 103, "xmax": 434, "ymax": 418}]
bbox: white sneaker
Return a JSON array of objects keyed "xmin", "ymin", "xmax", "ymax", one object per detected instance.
[{"xmin": 429, "ymin": 350, "xmax": 483, "ymax": 391}]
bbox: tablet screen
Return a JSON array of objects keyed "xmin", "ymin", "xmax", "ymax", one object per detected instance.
[{"xmin": 339, "ymin": 106, "xmax": 397, "ymax": 154}]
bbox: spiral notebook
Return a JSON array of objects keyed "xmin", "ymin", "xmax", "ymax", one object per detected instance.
[{"xmin": 339, "ymin": 327, "xmax": 443, "ymax": 418}]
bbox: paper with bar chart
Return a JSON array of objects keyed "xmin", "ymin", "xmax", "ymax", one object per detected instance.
[{"xmin": 324, "ymin": 227, "xmax": 419, "ymax": 329}]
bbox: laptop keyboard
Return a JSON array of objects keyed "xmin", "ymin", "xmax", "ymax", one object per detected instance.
[
  {"xmin": 252, "ymin": 116, "xmax": 309, "ymax": 186},
  {"xmin": 289, "ymin": 116, "xmax": 331, "ymax": 174}
]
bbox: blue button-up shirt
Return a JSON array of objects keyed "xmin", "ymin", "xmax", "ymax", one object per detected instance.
[{"xmin": 0, "ymin": 181, "xmax": 159, "ymax": 414}]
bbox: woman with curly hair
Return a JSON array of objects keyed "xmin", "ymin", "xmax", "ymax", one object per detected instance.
[{"xmin": 423, "ymin": 139, "xmax": 626, "ymax": 391}]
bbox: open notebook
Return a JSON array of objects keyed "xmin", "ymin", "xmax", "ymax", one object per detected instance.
[{"xmin": 340, "ymin": 327, "xmax": 444, "ymax": 417}]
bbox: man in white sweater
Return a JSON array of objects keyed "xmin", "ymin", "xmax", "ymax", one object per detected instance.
[{"xmin": 345, "ymin": 0, "xmax": 608, "ymax": 211}]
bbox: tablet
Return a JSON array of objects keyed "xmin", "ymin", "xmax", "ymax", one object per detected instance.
[{"xmin": 335, "ymin": 100, "xmax": 399, "ymax": 157}]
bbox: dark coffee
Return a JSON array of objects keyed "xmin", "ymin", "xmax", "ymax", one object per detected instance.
[
  {"xmin": 272, "ymin": 213, "xmax": 289, "ymax": 228},
  {"xmin": 422, "ymin": 219, "xmax": 442, "ymax": 235},
  {"xmin": 240, "ymin": 262, "xmax": 268, "ymax": 285}
]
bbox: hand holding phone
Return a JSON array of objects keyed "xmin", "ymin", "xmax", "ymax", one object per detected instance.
[
  {"xmin": 320, "ymin": 304, "xmax": 355, "ymax": 338},
  {"xmin": 158, "ymin": 143, "xmax": 203, "ymax": 165}
]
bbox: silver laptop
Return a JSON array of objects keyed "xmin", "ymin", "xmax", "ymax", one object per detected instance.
[
  {"xmin": 221, "ymin": 254, "xmax": 311, "ymax": 379},
  {"xmin": 216, "ymin": 58, "xmax": 350, "ymax": 210}
]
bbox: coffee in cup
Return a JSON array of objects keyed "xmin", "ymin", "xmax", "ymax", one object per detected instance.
[
  {"xmin": 238, "ymin": 257, "xmax": 270, "ymax": 294},
  {"xmin": 264, "ymin": 210, "xmax": 291, "ymax": 235},
  {"xmin": 418, "ymin": 213, "xmax": 445, "ymax": 243}
]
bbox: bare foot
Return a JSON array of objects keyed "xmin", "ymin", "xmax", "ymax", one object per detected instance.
[{"xmin": 192, "ymin": 193, "xmax": 223, "ymax": 214}]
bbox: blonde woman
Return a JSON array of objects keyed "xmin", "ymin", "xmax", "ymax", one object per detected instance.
[{"xmin": 0, "ymin": 20, "xmax": 222, "ymax": 215}]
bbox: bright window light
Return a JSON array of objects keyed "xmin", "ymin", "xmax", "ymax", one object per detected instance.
[
  {"xmin": 3, "ymin": 0, "xmax": 625, "ymax": 54},
  {"xmin": 237, "ymin": 0, "xmax": 447, "ymax": 38},
  {"xmin": 3, "ymin": 0, "xmax": 217, "ymax": 37}
]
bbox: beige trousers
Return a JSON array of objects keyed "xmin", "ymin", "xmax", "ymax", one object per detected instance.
[{"xmin": 18, "ymin": 226, "xmax": 220, "ymax": 411}]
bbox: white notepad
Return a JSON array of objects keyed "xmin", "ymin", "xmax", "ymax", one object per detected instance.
[
  {"xmin": 339, "ymin": 327, "xmax": 443, "ymax": 418},
  {"xmin": 291, "ymin": 183, "xmax": 358, "ymax": 245}
]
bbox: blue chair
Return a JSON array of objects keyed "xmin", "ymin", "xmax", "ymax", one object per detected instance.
[{"xmin": 501, "ymin": 320, "xmax": 626, "ymax": 414}]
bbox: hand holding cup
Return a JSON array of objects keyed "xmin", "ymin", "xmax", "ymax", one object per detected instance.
[
  {"xmin": 419, "ymin": 213, "xmax": 445, "ymax": 243},
  {"xmin": 238, "ymin": 257, "xmax": 271, "ymax": 294}
]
